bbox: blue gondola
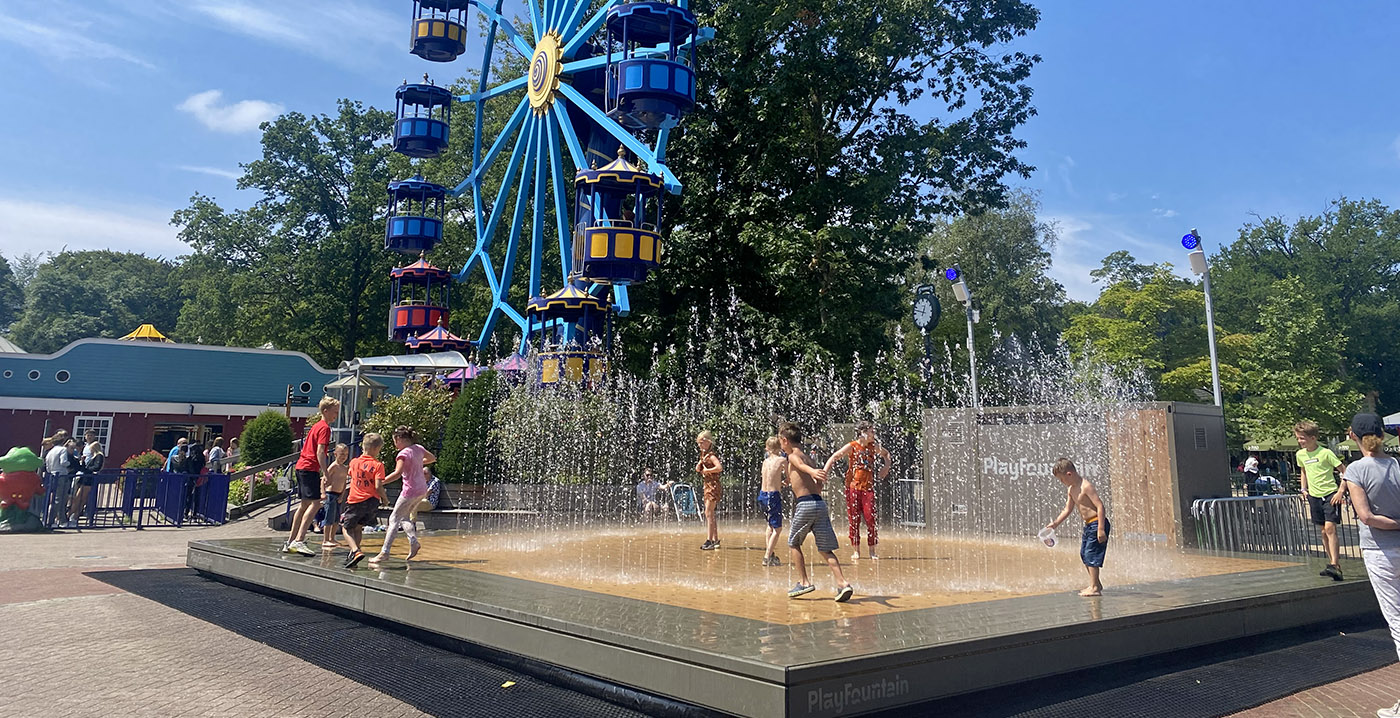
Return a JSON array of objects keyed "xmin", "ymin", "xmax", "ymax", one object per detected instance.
[
  {"xmin": 385, "ymin": 175, "xmax": 447, "ymax": 254},
  {"xmin": 394, "ymin": 78, "xmax": 452, "ymax": 158},
  {"xmin": 604, "ymin": 2, "xmax": 699, "ymax": 130}
]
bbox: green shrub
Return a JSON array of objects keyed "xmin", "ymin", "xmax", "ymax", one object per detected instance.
[
  {"xmin": 241, "ymin": 411, "xmax": 295, "ymax": 465},
  {"xmin": 226, "ymin": 467, "xmax": 283, "ymax": 505},
  {"xmin": 122, "ymin": 450, "xmax": 166, "ymax": 470},
  {"xmin": 438, "ymin": 371, "xmax": 497, "ymax": 483},
  {"xmin": 362, "ymin": 377, "xmax": 454, "ymax": 466}
]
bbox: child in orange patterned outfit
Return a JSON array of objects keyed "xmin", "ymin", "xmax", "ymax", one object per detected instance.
[
  {"xmin": 823, "ymin": 422, "xmax": 892, "ymax": 560},
  {"xmin": 696, "ymin": 430, "xmax": 724, "ymax": 551}
]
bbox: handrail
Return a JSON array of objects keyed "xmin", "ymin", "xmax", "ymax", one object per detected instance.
[{"xmin": 229, "ymin": 439, "xmax": 303, "ymax": 480}]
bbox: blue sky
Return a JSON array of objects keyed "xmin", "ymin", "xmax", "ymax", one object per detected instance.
[{"xmin": 0, "ymin": 1, "xmax": 1397, "ymax": 302}]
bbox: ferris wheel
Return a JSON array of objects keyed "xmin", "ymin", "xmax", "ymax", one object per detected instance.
[{"xmin": 383, "ymin": 0, "xmax": 712, "ymax": 380}]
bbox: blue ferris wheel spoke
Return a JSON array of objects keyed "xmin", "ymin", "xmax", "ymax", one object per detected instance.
[
  {"xmin": 529, "ymin": 118, "xmax": 547, "ymax": 297},
  {"xmin": 458, "ymin": 96, "xmax": 530, "ymax": 194},
  {"xmin": 613, "ymin": 285, "xmax": 631, "ymax": 316},
  {"xmin": 555, "ymin": 84, "xmax": 682, "ymax": 193},
  {"xmin": 558, "ymin": 0, "xmax": 600, "ymax": 48},
  {"xmin": 469, "ymin": 113, "xmax": 535, "ymax": 255},
  {"xmin": 492, "ymin": 120, "xmax": 538, "ymax": 323},
  {"xmin": 459, "ymin": 75, "xmax": 529, "ymax": 104},
  {"xmin": 562, "ymin": 28, "xmax": 714, "ymax": 73},
  {"xmin": 548, "ymin": 0, "xmax": 575, "ymax": 35},
  {"xmin": 545, "ymin": 110, "xmax": 573, "ymax": 288},
  {"xmin": 562, "ymin": 0, "xmax": 623, "ymax": 59},
  {"xmin": 525, "ymin": 0, "xmax": 543, "ymax": 41},
  {"xmin": 471, "ymin": 2, "xmax": 534, "ymax": 58},
  {"xmin": 472, "ymin": 0, "xmax": 506, "ymax": 178},
  {"xmin": 550, "ymin": 101, "xmax": 586, "ymax": 172}
]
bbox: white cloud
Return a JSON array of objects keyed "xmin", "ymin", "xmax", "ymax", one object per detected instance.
[
  {"xmin": 177, "ymin": 165, "xmax": 242, "ymax": 181},
  {"xmin": 187, "ymin": 0, "xmax": 400, "ymax": 69},
  {"xmin": 1057, "ymin": 156, "xmax": 1077, "ymax": 197},
  {"xmin": 0, "ymin": 197, "xmax": 184, "ymax": 258},
  {"xmin": 1106, "ymin": 192, "xmax": 1125, "ymax": 202},
  {"xmin": 0, "ymin": 9, "xmax": 154, "ymax": 68},
  {"xmin": 177, "ymin": 90, "xmax": 284, "ymax": 133},
  {"xmin": 1152, "ymin": 208, "xmax": 1179, "ymax": 219},
  {"xmin": 1044, "ymin": 214, "xmax": 1101, "ymax": 303}
]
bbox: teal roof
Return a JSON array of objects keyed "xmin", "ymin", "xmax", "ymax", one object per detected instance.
[{"xmin": 0, "ymin": 339, "xmax": 339, "ymax": 406}]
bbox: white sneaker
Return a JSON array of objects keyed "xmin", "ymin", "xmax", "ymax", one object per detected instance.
[
  {"xmin": 289, "ymin": 541, "xmax": 316, "ymax": 557},
  {"xmin": 1378, "ymin": 699, "xmax": 1400, "ymax": 718}
]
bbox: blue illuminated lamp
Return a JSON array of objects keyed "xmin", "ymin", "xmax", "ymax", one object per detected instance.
[
  {"xmin": 1182, "ymin": 233, "xmax": 1200, "ymax": 250},
  {"xmin": 944, "ymin": 267, "xmax": 960, "ymax": 281}
]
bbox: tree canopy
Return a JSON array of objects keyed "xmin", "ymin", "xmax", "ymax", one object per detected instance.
[{"xmin": 8, "ymin": 250, "xmax": 183, "ymax": 353}]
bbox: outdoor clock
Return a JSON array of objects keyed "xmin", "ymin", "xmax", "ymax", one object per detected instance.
[{"xmin": 913, "ymin": 292, "xmax": 940, "ymax": 329}]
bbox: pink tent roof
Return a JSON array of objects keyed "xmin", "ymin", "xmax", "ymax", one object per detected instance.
[{"xmin": 494, "ymin": 353, "xmax": 528, "ymax": 372}]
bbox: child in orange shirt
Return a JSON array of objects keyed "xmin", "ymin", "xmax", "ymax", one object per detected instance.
[
  {"xmin": 824, "ymin": 422, "xmax": 892, "ymax": 560},
  {"xmin": 341, "ymin": 434, "xmax": 387, "ymax": 569}
]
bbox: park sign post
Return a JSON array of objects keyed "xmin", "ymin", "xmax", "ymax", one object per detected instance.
[{"xmin": 1182, "ymin": 230, "xmax": 1222, "ymax": 407}]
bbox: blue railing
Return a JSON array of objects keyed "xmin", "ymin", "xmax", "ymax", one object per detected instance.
[{"xmin": 38, "ymin": 468, "xmax": 230, "ymax": 530}]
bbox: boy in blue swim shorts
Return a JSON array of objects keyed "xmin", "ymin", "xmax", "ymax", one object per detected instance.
[
  {"xmin": 780, "ymin": 423, "xmax": 854, "ymax": 603},
  {"xmin": 1044, "ymin": 457, "xmax": 1110, "ymax": 597},
  {"xmin": 758, "ymin": 437, "xmax": 787, "ymax": 566}
]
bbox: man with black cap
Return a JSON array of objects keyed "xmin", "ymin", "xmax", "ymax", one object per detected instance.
[{"xmin": 1340, "ymin": 412, "xmax": 1400, "ymax": 718}]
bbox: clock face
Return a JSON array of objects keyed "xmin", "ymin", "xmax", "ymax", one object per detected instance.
[{"xmin": 913, "ymin": 297, "xmax": 934, "ymax": 328}]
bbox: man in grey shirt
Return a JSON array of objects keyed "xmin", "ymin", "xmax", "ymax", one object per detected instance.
[{"xmin": 1341, "ymin": 412, "xmax": 1400, "ymax": 718}]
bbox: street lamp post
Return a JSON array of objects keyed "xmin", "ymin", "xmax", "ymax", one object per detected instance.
[
  {"xmin": 1183, "ymin": 229, "xmax": 1223, "ymax": 407},
  {"xmin": 946, "ymin": 266, "xmax": 980, "ymax": 409}
]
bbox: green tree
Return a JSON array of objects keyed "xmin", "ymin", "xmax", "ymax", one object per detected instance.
[
  {"xmin": 624, "ymin": 0, "xmax": 1042, "ymax": 367},
  {"xmin": 240, "ymin": 411, "xmax": 295, "ymax": 465},
  {"xmin": 0, "ymin": 255, "xmax": 24, "ymax": 330},
  {"xmin": 1089, "ymin": 250, "xmax": 1151, "ymax": 288},
  {"xmin": 916, "ymin": 190, "xmax": 1067, "ymax": 352},
  {"xmin": 1212, "ymin": 197, "xmax": 1400, "ymax": 415},
  {"xmin": 437, "ymin": 371, "xmax": 498, "ymax": 483},
  {"xmin": 172, "ymin": 100, "xmax": 405, "ymax": 366},
  {"xmin": 8, "ymin": 250, "xmax": 183, "ymax": 353},
  {"xmin": 1232, "ymin": 277, "xmax": 1358, "ymax": 441},
  {"xmin": 362, "ymin": 378, "xmax": 455, "ymax": 466}
]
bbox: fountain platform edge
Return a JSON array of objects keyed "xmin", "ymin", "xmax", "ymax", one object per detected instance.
[{"xmin": 187, "ymin": 537, "xmax": 1377, "ymax": 718}]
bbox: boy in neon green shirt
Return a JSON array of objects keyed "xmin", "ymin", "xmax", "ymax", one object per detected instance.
[{"xmin": 1295, "ymin": 420, "xmax": 1345, "ymax": 580}]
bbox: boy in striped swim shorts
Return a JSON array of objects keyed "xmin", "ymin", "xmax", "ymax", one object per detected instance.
[{"xmin": 780, "ymin": 422, "xmax": 854, "ymax": 603}]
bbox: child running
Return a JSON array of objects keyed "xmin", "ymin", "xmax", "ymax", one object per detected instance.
[
  {"xmin": 758, "ymin": 436, "xmax": 787, "ymax": 566},
  {"xmin": 341, "ymin": 434, "xmax": 387, "ymax": 569},
  {"xmin": 1044, "ymin": 458, "xmax": 1110, "ymax": 596},
  {"xmin": 824, "ymin": 421, "xmax": 892, "ymax": 560},
  {"xmin": 696, "ymin": 430, "xmax": 724, "ymax": 551},
  {"xmin": 369, "ymin": 426, "xmax": 436, "ymax": 565},
  {"xmin": 780, "ymin": 422, "xmax": 854, "ymax": 602},
  {"xmin": 320, "ymin": 444, "xmax": 349, "ymax": 551}
]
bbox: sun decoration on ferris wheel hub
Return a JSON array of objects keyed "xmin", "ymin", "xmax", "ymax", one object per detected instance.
[{"xmin": 382, "ymin": 0, "xmax": 712, "ymax": 379}]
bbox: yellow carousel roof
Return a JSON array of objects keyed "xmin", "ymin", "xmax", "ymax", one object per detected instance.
[
  {"xmin": 117, "ymin": 324, "xmax": 172, "ymax": 342},
  {"xmin": 527, "ymin": 285, "xmax": 609, "ymax": 317}
]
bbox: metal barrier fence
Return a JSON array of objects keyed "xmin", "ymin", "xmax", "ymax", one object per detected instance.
[
  {"xmin": 37, "ymin": 468, "xmax": 230, "ymax": 530},
  {"xmin": 895, "ymin": 477, "xmax": 925, "ymax": 527},
  {"xmin": 1191, "ymin": 494, "xmax": 1361, "ymax": 561}
]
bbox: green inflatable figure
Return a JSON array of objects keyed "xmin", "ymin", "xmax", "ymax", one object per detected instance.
[{"xmin": 0, "ymin": 446, "xmax": 45, "ymax": 532}]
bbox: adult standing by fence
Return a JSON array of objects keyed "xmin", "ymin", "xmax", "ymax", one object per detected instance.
[
  {"xmin": 165, "ymin": 437, "xmax": 188, "ymax": 472},
  {"xmin": 284, "ymin": 397, "xmax": 339, "ymax": 557},
  {"xmin": 1338, "ymin": 413, "xmax": 1400, "ymax": 718},
  {"xmin": 43, "ymin": 436, "xmax": 75, "ymax": 527},
  {"xmin": 207, "ymin": 437, "xmax": 228, "ymax": 472}
]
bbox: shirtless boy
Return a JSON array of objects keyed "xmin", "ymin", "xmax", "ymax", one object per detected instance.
[
  {"xmin": 321, "ymin": 443, "xmax": 349, "ymax": 551},
  {"xmin": 780, "ymin": 423, "xmax": 854, "ymax": 602},
  {"xmin": 758, "ymin": 437, "xmax": 787, "ymax": 566},
  {"xmin": 1045, "ymin": 457, "xmax": 1110, "ymax": 596}
]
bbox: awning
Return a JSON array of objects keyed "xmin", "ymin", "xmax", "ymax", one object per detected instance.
[
  {"xmin": 1243, "ymin": 439, "xmax": 1275, "ymax": 452},
  {"xmin": 1385, "ymin": 412, "xmax": 1400, "ymax": 430},
  {"xmin": 324, "ymin": 374, "xmax": 388, "ymax": 390},
  {"xmin": 339, "ymin": 351, "xmax": 472, "ymax": 373},
  {"xmin": 118, "ymin": 323, "xmax": 172, "ymax": 342}
]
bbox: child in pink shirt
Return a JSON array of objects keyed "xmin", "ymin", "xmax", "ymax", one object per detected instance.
[{"xmin": 369, "ymin": 426, "xmax": 436, "ymax": 564}]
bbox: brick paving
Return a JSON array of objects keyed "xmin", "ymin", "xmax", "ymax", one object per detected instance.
[
  {"xmin": 3, "ymin": 507, "xmax": 1397, "ymax": 717},
  {"xmin": 1230, "ymin": 663, "xmax": 1400, "ymax": 718},
  {"xmin": 0, "ymin": 508, "xmax": 432, "ymax": 718}
]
